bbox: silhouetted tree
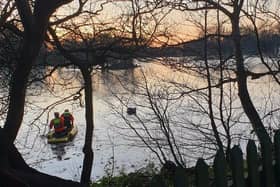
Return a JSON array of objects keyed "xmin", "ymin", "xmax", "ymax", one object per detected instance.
[{"xmin": 0, "ymin": 0, "xmax": 87, "ymax": 186}]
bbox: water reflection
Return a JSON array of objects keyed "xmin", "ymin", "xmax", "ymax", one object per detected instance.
[
  {"xmin": 50, "ymin": 142, "xmax": 74, "ymax": 161},
  {"xmin": 17, "ymin": 58, "xmax": 280, "ymax": 181}
]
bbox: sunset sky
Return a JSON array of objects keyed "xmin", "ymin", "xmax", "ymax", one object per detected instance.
[{"xmin": 54, "ymin": 0, "xmax": 280, "ymax": 45}]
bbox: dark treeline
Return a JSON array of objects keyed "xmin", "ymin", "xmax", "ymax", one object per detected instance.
[
  {"xmin": 2, "ymin": 28, "xmax": 279, "ymax": 71},
  {"xmin": 42, "ymin": 31, "xmax": 280, "ymax": 67},
  {"xmin": 154, "ymin": 32, "xmax": 280, "ymax": 58}
]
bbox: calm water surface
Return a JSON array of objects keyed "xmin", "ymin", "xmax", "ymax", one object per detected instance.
[{"xmin": 15, "ymin": 58, "xmax": 280, "ymax": 181}]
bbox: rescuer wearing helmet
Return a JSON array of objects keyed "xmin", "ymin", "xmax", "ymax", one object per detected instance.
[{"xmin": 61, "ymin": 109, "xmax": 74, "ymax": 132}]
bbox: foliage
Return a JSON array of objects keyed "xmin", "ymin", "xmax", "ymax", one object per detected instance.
[{"xmin": 92, "ymin": 163, "xmax": 158, "ymax": 187}]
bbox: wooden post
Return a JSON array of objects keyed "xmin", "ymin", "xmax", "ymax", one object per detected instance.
[
  {"xmin": 274, "ymin": 130, "xmax": 280, "ymax": 187},
  {"xmin": 230, "ymin": 145, "xmax": 245, "ymax": 187},
  {"xmin": 196, "ymin": 158, "xmax": 209, "ymax": 187},
  {"xmin": 246, "ymin": 140, "xmax": 260, "ymax": 187},
  {"xmin": 174, "ymin": 167, "xmax": 188, "ymax": 187},
  {"xmin": 261, "ymin": 137, "xmax": 274, "ymax": 186},
  {"xmin": 214, "ymin": 150, "xmax": 228, "ymax": 187},
  {"xmin": 150, "ymin": 175, "xmax": 167, "ymax": 187}
]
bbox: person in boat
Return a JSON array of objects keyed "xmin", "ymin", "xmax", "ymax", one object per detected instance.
[
  {"xmin": 49, "ymin": 112, "xmax": 66, "ymax": 138},
  {"xmin": 61, "ymin": 109, "xmax": 74, "ymax": 132}
]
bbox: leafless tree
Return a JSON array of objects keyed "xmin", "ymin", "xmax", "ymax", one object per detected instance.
[
  {"xmin": 0, "ymin": 0, "xmax": 91, "ymax": 186},
  {"xmin": 46, "ymin": 1, "xmax": 174, "ymax": 183},
  {"xmin": 110, "ymin": 1, "xmax": 280, "ymax": 169}
]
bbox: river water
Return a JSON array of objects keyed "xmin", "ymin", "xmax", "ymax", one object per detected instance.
[{"xmin": 14, "ymin": 57, "xmax": 280, "ymax": 181}]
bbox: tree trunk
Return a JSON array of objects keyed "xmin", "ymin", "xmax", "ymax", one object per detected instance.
[
  {"xmin": 231, "ymin": 7, "xmax": 274, "ymax": 186},
  {"xmin": 48, "ymin": 28, "xmax": 95, "ymax": 185},
  {"xmin": 204, "ymin": 3, "xmax": 224, "ymax": 153},
  {"xmin": 4, "ymin": 0, "xmax": 66, "ymax": 143},
  {"xmin": 80, "ymin": 66, "xmax": 94, "ymax": 185},
  {"xmin": 4, "ymin": 34, "xmax": 42, "ymax": 143},
  {"xmin": 231, "ymin": 16, "xmax": 271, "ymax": 146}
]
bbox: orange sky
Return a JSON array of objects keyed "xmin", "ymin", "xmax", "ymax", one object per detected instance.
[{"xmin": 54, "ymin": 0, "xmax": 279, "ymax": 46}]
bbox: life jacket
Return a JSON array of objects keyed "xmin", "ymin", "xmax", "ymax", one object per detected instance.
[{"xmin": 53, "ymin": 118, "xmax": 64, "ymax": 132}]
